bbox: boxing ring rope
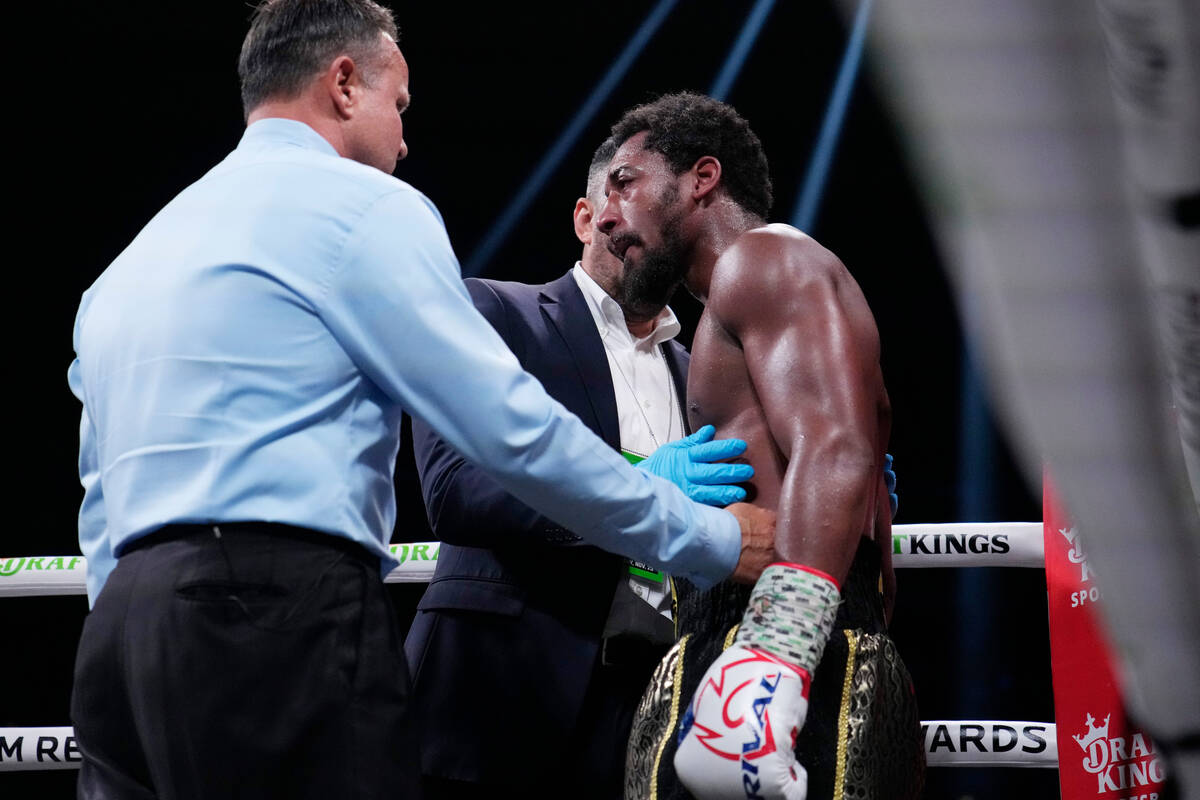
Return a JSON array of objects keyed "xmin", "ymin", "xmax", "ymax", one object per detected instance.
[
  {"xmin": 0, "ymin": 522, "xmax": 1045, "ymax": 597},
  {"xmin": 0, "ymin": 522, "xmax": 1056, "ymax": 773}
]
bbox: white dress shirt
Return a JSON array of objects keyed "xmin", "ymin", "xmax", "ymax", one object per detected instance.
[
  {"xmin": 573, "ymin": 263, "xmax": 685, "ymax": 619},
  {"xmin": 572, "ymin": 264, "xmax": 684, "ymax": 460}
]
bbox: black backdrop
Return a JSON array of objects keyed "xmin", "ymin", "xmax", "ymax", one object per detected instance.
[{"xmin": 8, "ymin": 2, "xmax": 1055, "ymax": 797}]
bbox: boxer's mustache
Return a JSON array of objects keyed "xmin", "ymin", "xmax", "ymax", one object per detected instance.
[{"xmin": 608, "ymin": 233, "xmax": 643, "ymax": 260}]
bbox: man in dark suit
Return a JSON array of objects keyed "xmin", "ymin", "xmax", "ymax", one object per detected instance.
[{"xmin": 405, "ymin": 138, "xmax": 711, "ymax": 798}]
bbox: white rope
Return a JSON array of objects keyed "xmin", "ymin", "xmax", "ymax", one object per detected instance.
[
  {"xmin": 891, "ymin": 522, "xmax": 1044, "ymax": 569},
  {"xmin": 923, "ymin": 720, "xmax": 1058, "ymax": 768},
  {"xmin": 0, "ymin": 523, "xmax": 1049, "ymax": 598},
  {"xmin": 0, "ymin": 544, "xmax": 442, "ymax": 598},
  {"xmin": 385, "ymin": 542, "xmax": 442, "ymax": 583},
  {"xmin": 0, "ymin": 728, "xmax": 80, "ymax": 771},
  {"xmin": 0, "ymin": 556, "xmax": 87, "ymax": 597},
  {"xmin": 1, "ymin": 721, "xmax": 1060, "ymax": 772},
  {"xmin": 0, "ymin": 529, "xmax": 1060, "ymax": 774}
]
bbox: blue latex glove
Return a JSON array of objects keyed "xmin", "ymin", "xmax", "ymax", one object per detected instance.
[
  {"xmin": 637, "ymin": 425, "xmax": 754, "ymax": 506},
  {"xmin": 884, "ymin": 453, "xmax": 899, "ymax": 518}
]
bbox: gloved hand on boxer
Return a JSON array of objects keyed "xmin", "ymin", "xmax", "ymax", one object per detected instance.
[
  {"xmin": 674, "ymin": 563, "xmax": 841, "ymax": 800},
  {"xmin": 637, "ymin": 425, "xmax": 754, "ymax": 506}
]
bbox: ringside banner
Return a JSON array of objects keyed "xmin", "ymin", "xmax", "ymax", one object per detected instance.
[
  {"xmin": 891, "ymin": 522, "xmax": 1043, "ymax": 568},
  {"xmin": 1044, "ymin": 482, "xmax": 1167, "ymax": 799},
  {"xmin": 0, "ymin": 556, "xmax": 86, "ymax": 596},
  {"xmin": 922, "ymin": 720, "xmax": 1057, "ymax": 768},
  {"xmin": 0, "ymin": 727, "xmax": 81, "ymax": 771},
  {"xmin": 2, "ymin": 721, "xmax": 1061, "ymax": 772}
]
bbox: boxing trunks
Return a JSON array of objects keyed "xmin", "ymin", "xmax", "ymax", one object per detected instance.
[{"xmin": 624, "ymin": 537, "xmax": 925, "ymax": 800}]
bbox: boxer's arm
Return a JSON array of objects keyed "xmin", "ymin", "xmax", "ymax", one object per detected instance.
[
  {"xmin": 713, "ymin": 233, "xmax": 881, "ymax": 585},
  {"xmin": 676, "ymin": 233, "xmax": 882, "ymax": 798}
]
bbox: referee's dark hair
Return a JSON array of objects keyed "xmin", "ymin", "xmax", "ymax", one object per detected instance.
[{"xmin": 238, "ymin": 0, "xmax": 398, "ymax": 120}]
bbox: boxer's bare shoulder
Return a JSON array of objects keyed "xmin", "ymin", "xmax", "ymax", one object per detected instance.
[
  {"xmin": 707, "ymin": 224, "xmax": 867, "ymax": 340},
  {"xmin": 703, "ymin": 224, "xmax": 881, "ymax": 424}
]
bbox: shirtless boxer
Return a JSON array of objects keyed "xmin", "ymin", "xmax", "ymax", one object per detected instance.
[{"xmin": 595, "ymin": 92, "xmax": 923, "ymax": 800}]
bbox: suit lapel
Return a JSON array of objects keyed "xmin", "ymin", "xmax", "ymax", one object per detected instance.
[{"xmin": 539, "ymin": 273, "xmax": 622, "ymax": 450}]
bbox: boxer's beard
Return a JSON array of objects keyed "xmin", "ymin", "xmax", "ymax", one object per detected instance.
[{"xmin": 615, "ymin": 204, "xmax": 688, "ymax": 324}]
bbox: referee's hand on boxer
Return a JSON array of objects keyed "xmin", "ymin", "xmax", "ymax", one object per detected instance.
[{"xmin": 726, "ymin": 502, "xmax": 777, "ymax": 584}]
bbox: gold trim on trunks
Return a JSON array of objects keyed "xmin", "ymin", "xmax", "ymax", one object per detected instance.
[
  {"xmin": 833, "ymin": 629, "xmax": 858, "ymax": 800},
  {"xmin": 649, "ymin": 634, "xmax": 690, "ymax": 800},
  {"xmin": 723, "ymin": 622, "xmax": 740, "ymax": 652}
]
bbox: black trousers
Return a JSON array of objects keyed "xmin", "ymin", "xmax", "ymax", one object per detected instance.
[
  {"xmin": 420, "ymin": 654, "xmax": 655, "ymax": 800},
  {"xmin": 70, "ymin": 524, "xmax": 421, "ymax": 800}
]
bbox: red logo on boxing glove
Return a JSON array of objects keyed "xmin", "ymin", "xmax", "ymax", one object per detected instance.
[{"xmin": 676, "ymin": 646, "xmax": 813, "ymax": 799}]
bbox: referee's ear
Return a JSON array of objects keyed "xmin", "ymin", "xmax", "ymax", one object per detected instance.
[{"xmin": 326, "ymin": 55, "xmax": 360, "ymax": 121}]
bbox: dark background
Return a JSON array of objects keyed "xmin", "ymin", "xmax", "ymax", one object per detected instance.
[{"xmin": 7, "ymin": 2, "xmax": 1055, "ymax": 797}]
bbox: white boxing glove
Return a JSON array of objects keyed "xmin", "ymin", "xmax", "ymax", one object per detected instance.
[
  {"xmin": 674, "ymin": 563, "xmax": 841, "ymax": 800},
  {"xmin": 674, "ymin": 644, "xmax": 811, "ymax": 799}
]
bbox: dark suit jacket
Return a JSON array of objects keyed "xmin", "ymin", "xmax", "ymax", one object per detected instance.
[{"xmin": 404, "ymin": 270, "xmax": 689, "ymax": 783}]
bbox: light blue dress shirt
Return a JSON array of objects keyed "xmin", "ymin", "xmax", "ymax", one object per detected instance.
[{"xmin": 69, "ymin": 119, "xmax": 739, "ymax": 606}]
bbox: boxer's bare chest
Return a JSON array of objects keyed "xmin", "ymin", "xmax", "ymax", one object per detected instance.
[{"xmin": 686, "ymin": 307, "xmax": 786, "ymax": 509}]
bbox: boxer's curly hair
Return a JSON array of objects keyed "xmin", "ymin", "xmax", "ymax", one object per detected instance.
[
  {"xmin": 239, "ymin": 0, "xmax": 398, "ymax": 119},
  {"xmin": 609, "ymin": 92, "xmax": 773, "ymax": 220}
]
